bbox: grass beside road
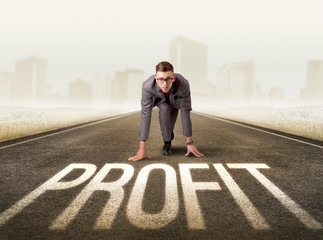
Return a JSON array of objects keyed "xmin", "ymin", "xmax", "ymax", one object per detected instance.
[
  {"xmin": 195, "ymin": 104, "xmax": 323, "ymax": 141},
  {"xmin": 0, "ymin": 106, "xmax": 131, "ymax": 142}
]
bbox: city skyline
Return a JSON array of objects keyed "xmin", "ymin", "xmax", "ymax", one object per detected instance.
[
  {"xmin": 1, "ymin": 46, "xmax": 321, "ymax": 102},
  {"xmin": 0, "ymin": 45, "xmax": 322, "ymax": 108},
  {"xmin": 1, "ymin": 0, "xmax": 322, "ymax": 101}
]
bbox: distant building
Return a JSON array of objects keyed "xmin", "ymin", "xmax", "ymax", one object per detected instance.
[
  {"xmin": 0, "ymin": 71, "xmax": 14, "ymax": 106},
  {"xmin": 68, "ymin": 79, "xmax": 92, "ymax": 107},
  {"xmin": 92, "ymin": 71, "xmax": 113, "ymax": 107},
  {"xmin": 300, "ymin": 60, "xmax": 323, "ymax": 103},
  {"xmin": 169, "ymin": 36, "xmax": 211, "ymax": 96},
  {"xmin": 13, "ymin": 55, "xmax": 48, "ymax": 107},
  {"xmin": 113, "ymin": 68, "xmax": 144, "ymax": 106},
  {"xmin": 255, "ymin": 81, "xmax": 266, "ymax": 103},
  {"xmin": 268, "ymin": 87, "xmax": 285, "ymax": 104},
  {"xmin": 215, "ymin": 61, "xmax": 255, "ymax": 104}
]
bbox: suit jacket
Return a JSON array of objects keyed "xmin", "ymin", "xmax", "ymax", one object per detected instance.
[{"xmin": 139, "ymin": 73, "xmax": 192, "ymax": 141}]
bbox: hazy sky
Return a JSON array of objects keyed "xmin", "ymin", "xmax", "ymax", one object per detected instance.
[{"xmin": 1, "ymin": 0, "xmax": 322, "ymax": 98}]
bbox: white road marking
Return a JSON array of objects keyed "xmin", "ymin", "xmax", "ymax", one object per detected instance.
[
  {"xmin": 227, "ymin": 164, "xmax": 323, "ymax": 230},
  {"xmin": 0, "ymin": 112, "xmax": 138, "ymax": 150},
  {"xmin": 213, "ymin": 164, "xmax": 270, "ymax": 229},
  {"xmin": 50, "ymin": 164, "xmax": 134, "ymax": 230},
  {"xmin": 179, "ymin": 164, "xmax": 221, "ymax": 229},
  {"xmin": 0, "ymin": 164, "xmax": 96, "ymax": 226},
  {"xmin": 196, "ymin": 112, "xmax": 323, "ymax": 149},
  {"xmin": 1, "ymin": 162, "xmax": 322, "ymax": 230},
  {"xmin": 127, "ymin": 164, "xmax": 178, "ymax": 229}
]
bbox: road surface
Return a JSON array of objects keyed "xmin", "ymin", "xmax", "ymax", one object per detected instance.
[{"xmin": 0, "ymin": 110, "xmax": 322, "ymax": 239}]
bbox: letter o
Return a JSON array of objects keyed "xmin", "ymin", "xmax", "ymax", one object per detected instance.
[{"xmin": 127, "ymin": 164, "xmax": 179, "ymax": 229}]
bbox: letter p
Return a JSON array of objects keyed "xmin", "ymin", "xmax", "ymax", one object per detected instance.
[{"xmin": 0, "ymin": 164, "xmax": 97, "ymax": 226}]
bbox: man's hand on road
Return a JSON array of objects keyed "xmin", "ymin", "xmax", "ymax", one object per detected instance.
[
  {"xmin": 185, "ymin": 145, "xmax": 204, "ymax": 157},
  {"xmin": 128, "ymin": 149, "xmax": 151, "ymax": 161}
]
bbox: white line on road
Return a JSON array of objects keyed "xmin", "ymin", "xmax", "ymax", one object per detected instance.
[
  {"xmin": 213, "ymin": 164, "xmax": 270, "ymax": 229},
  {"xmin": 196, "ymin": 112, "xmax": 323, "ymax": 149},
  {"xmin": 2, "ymin": 111, "xmax": 322, "ymax": 150},
  {"xmin": 0, "ymin": 112, "xmax": 138, "ymax": 150},
  {"xmin": 228, "ymin": 164, "xmax": 323, "ymax": 230}
]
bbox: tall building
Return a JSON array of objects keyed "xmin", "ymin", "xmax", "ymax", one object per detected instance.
[
  {"xmin": 68, "ymin": 79, "xmax": 92, "ymax": 107},
  {"xmin": 0, "ymin": 72, "xmax": 14, "ymax": 106},
  {"xmin": 92, "ymin": 70, "xmax": 113, "ymax": 107},
  {"xmin": 126, "ymin": 69, "xmax": 145, "ymax": 104},
  {"xmin": 113, "ymin": 68, "xmax": 144, "ymax": 106},
  {"xmin": 169, "ymin": 36, "xmax": 211, "ymax": 96},
  {"xmin": 13, "ymin": 55, "xmax": 48, "ymax": 107},
  {"xmin": 215, "ymin": 61, "xmax": 255, "ymax": 104},
  {"xmin": 254, "ymin": 81, "xmax": 266, "ymax": 104},
  {"xmin": 300, "ymin": 60, "xmax": 323, "ymax": 103}
]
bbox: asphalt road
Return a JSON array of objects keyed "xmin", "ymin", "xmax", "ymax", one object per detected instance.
[{"xmin": 0, "ymin": 110, "xmax": 322, "ymax": 240}]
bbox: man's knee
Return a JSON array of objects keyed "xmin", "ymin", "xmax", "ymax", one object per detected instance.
[{"xmin": 158, "ymin": 103, "xmax": 171, "ymax": 113}]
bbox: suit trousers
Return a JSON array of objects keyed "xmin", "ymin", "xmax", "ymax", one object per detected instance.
[{"xmin": 157, "ymin": 102, "xmax": 179, "ymax": 142}]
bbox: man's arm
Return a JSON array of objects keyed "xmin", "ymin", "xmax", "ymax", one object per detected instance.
[
  {"xmin": 129, "ymin": 82, "xmax": 153, "ymax": 161},
  {"xmin": 177, "ymin": 76, "xmax": 204, "ymax": 158},
  {"xmin": 139, "ymin": 84, "xmax": 154, "ymax": 141}
]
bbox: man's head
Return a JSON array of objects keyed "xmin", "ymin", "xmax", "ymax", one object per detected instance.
[{"xmin": 155, "ymin": 61, "xmax": 176, "ymax": 93}]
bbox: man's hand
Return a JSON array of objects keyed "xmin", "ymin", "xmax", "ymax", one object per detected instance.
[
  {"xmin": 185, "ymin": 144, "xmax": 204, "ymax": 157},
  {"xmin": 128, "ymin": 149, "xmax": 151, "ymax": 161},
  {"xmin": 128, "ymin": 141, "xmax": 151, "ymax": 161}
]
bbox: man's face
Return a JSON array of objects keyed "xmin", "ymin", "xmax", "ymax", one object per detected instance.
[{"xmin": 155, "ymin": 71, "xmax": 175, "ymax": 93}]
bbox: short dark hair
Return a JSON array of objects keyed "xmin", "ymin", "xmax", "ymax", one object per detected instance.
[{"xmin": 155, "ymin": 61, "xmax": 174, "ymax": 73}]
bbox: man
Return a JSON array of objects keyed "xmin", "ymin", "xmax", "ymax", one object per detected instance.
[{"xmin": 128, "ymin": 61, "xmax": 204, "ymax": 161}]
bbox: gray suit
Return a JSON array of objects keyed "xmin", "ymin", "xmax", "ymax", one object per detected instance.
[{"xmin": 139, "ymin": 73, "xmax": 192, "ymax": 141}]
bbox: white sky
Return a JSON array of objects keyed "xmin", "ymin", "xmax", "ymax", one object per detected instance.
[{"xmin": 1, "ymin": 0, "xmax": 322, "ymax": 98}]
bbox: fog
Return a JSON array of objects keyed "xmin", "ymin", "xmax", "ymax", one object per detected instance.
[{"xmin": 0, "ymin": 0, "xmax": 323, "ymax": 108}]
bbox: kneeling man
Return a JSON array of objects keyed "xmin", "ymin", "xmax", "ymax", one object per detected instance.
[{"xmin": 128, "ymin": 61, "xmax": 204, "ymax": 161}]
